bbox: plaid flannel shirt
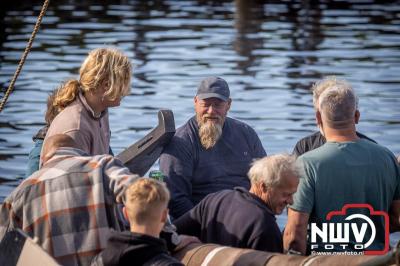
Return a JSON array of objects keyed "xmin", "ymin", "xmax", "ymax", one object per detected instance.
[{"xmin": 0, "ymin": 148, "xmax": 139, "ymax": 266}]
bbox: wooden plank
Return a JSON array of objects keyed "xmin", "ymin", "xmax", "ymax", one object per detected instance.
[{"xmin": 117, "ymin": 109, "xmax": 175, "ymax": 176}]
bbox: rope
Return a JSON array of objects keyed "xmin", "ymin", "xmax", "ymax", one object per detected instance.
[{"xmin": 0, "ymin": 0, "xmax": 50, "ymax": 112}]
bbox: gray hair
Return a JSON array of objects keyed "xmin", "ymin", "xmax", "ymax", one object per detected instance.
[
  {"xmin": 248, "ymin": 154, "xmax": 297, "ymax": 188},
  {"xmin": 318, "ymin": 77, "xmax": 358, "ymax": 129},
  {"xmin": 312, "ymin": 76, "xmax": 358, "ymax": 110}
]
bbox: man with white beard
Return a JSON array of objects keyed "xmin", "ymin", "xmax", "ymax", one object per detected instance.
[{"xmin": 160, "ymin": 77, "xmax": 266, "ymax": 219}]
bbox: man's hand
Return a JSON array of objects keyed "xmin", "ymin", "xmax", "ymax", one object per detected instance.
[
  {"xmin": 389, "ymin": 200, "xmax": 400, "ymax": 233},
  {"xmin": 174, "ymin": 235, "xmax": 202, "ymax": 252},
  {"xmin": 283, "ymin": 208, "xmax": 310, "ymax": 255}
]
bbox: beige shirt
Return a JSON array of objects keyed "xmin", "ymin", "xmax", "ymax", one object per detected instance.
[{"xmin": 41, "ymin": 92, "xmax": 111, "ymax": 159}]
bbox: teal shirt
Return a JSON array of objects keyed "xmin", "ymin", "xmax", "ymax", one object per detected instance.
[{"xmin": 291, "ymin": 139, "xmax": 400, "ymax": 251}]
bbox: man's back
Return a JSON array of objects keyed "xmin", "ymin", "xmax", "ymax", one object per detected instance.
[
  {"xmin": 292, "ymin": 131, "xmax": 376, "ymax": 157},
  {"xmin": 292, "ymin": 139, "xmax": 400, "ymax": 250},
  {"xmin": 174, "ymin": 187, "xmax": 282, "ymax": 252},
  {"xmin": 93, "ymin": 231, "xmax": 182, "ymax": 266},
  {"xmin": 0, "ymin": 148, "xmax": 138, "ymax": 265}
]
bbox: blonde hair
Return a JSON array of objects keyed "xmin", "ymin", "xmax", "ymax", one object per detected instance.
[
  {"xmin": 125, "ymin": 178, "xmax": 170, "ymax": 225},
  {"xmin": 248, "ymin": 154, "xmax": 297, "ymax": 188},
  {"xmin": 52, "ymin": 47, "xmax": 132, "ymax": 110}
]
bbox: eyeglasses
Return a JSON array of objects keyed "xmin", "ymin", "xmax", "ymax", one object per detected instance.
[{"xmin": 198, "ymin": 101, "xmax": 226, "ymax": 110}]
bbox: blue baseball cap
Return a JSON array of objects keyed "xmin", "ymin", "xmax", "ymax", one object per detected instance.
[{"xmin": 196, "ymin": 76, "xmax": 230, "ymax": 102}]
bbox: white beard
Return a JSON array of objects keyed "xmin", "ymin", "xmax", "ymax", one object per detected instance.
[{"xmin": 197, "ymin": 114, "xmax": 223, "ymax": 149}]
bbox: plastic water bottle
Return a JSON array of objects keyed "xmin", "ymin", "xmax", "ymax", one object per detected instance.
[{"xmin": 149, "ymin": 170, "xmax": 164, "ymax": 182}]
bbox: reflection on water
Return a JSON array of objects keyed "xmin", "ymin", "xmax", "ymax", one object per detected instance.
[{"xmin": 1, "ymin": 0, "xmax": 400, "ymax": 243}]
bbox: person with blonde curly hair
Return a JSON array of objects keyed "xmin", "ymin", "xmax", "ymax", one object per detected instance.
[{"xmin": 39, "ymin": 47, "xmax": 132, "ymax": 163}]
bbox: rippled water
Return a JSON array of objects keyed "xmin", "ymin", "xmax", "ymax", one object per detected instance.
[{"xmin": 1, "ymin": 0, "xmax": 400, "ymax": 244}]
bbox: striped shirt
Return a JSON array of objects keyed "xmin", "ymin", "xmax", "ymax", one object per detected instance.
[{"xmin": 0, "ymin": 148, "xmax": 139, "ymax": 266}]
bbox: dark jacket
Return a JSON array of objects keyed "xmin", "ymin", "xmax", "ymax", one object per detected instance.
[
  {"xmin": 174, "ymin": 187, "xmax": 283, "ymax": 253},
  {"xmin": 92, "ymin": 231, "xmax": 183, "ymax": 266},
  {"xmin": 292, "ymin": 131, "xmax": 376, "ymax": 157},
  {"xmin": 160, "ymin": 116, "xmax": 266, "ymax": 219}
]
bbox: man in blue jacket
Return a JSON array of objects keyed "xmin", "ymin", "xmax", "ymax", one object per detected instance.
[
  {"xmin": 174, "ymin": 154, "xmax": 299, "ymax": 253},
  {"xmin": 160, "ymin": 77, "xmax": 266, "ymax": 219}
]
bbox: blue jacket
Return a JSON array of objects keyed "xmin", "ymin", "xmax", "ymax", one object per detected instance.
[
  {"xmin": 160, "ymin": 116, "xmax": 266, "ymax": 218},
  {"xmin": 174, "ymin": 187, "xmax": 283, "ymax": 253}
]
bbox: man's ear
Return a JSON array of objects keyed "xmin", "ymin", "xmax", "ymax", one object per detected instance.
[
  {"xmin": 161, "ymin": 208, "xmax": 168, "ymax": 223},
  {"xmin": 316, "ymin": 110, "xmax": 323, "ymax": 125},
  {"xmin": 194, "ymin": 96, "xmax": 199, "ymax": 112},
  {"xmin": 123, "ymin": 206, "xmax": 129, "ymax": 221},
  {"xmin": 355, "ymin": 110, "xmax": 360, "ymax": 124},
  {"xmin": 226, "ymin": 98, "xmax": 232, "ymax": 112},
  {"xmin": 260, "ymin": 182, "xmax": 268, "ymax": 193}
]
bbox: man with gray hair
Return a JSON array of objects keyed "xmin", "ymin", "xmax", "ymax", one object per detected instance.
[
  {"xmin": 160, "ymin": 77, "xmax": 266, "ymax": 219},
  {"xmin": 284, "ymin": 77, "xmax": 400, "ymax": 255},
  {"xmin": 292, "ymin": 76, "xmax": 375, "ymax": 157},
  {"xmin": 173, "ymin": 154, "xmax": 299, "ymax": 253}
]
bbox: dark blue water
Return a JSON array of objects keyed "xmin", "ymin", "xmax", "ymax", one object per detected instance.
[{"xmin": 1, "ymin": 0, "xmax": 399, "ymax": 246}]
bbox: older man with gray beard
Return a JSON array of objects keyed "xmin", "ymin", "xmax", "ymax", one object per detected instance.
[
  {"xmin": 174, "ymin": 154, "xmax": 299, "ymax": 253},
  {"xmin": 160, "ymin": 77, "xmax": 266, "ymax": 219}
]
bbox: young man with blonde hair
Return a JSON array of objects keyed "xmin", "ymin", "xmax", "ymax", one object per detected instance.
[
  {"xmin": 41, "ymin": 47, "xmax": 132, "ymax": 162},
  {"xmin": 94, "ymin": 178, "xmax": 183, "ymax": 266}
]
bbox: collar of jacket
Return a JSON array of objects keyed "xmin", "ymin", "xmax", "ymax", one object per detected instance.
[
  {"xmin": 234, "ymin": 186, "xmax": 276, "ymax": 217},
  {"xmin": 78, "ymin": 91, "xmax": 107, "ymax": 120}
]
